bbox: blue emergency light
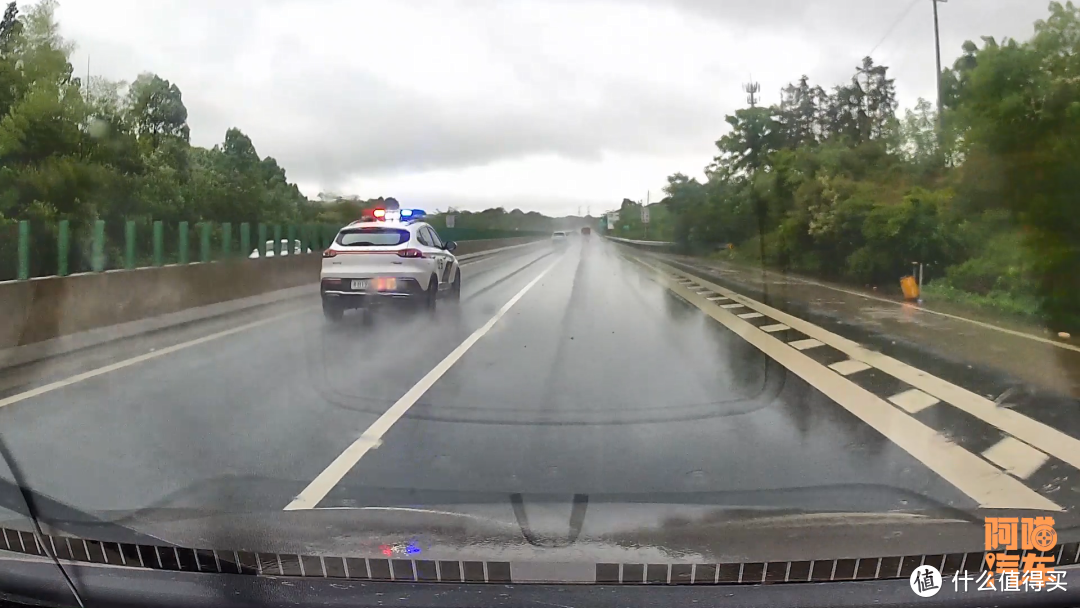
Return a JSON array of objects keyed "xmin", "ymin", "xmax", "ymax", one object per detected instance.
[{"xmin": 399, "ymin": 209, "xmax": 426, "ymax": 219}]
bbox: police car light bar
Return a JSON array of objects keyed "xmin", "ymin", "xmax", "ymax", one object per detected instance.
[{"xmin": 361, "ymin": 208, "xmax": 425, "ymax": 222}]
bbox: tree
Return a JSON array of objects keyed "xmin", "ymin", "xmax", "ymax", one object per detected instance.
[{"xmin": 126, "ymin": 73, "xmax": 190, "ymax": 146}]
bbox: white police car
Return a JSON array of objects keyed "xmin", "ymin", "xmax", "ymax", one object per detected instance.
[{"xmin": 319, "ymin": 206, "xmax": 460, "ymax": 322}]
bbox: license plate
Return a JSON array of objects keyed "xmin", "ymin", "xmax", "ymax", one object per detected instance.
[{"xmin": 351, "ymin": 280, "xmax": 369, "ymax": 290}]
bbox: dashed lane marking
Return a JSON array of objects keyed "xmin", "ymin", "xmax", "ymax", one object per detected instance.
[
  {"xmin": 631, "ymin": 255, "xmax": 1061, "ymax": 511},
  {"xmin": 829, "ymin": 359, "xmax": 872, "ymax": 376},
  {"xmin": 982, "ymin": 437, "xmax": 1049, "ymax": 480},
  {"xmin": 888, "ymin": 388, "xmax": 941, "ymax": 414},
  {"xmin": 649, "ymin": 258, "xmax": 1080, "ymax": 476},
  {"xmin": 790, "ymin": 338, "xmax": 825, "ymax": 351},
  {"xmin": 284, "ymin": 258, "xmax": 560, "ymax": 511},
  {"xmin": 738, "ymin": 312, "xmax": 765, "ymax": 320},
  {"xmin": 760, "ymin": 324, "xmax": 789, "ymax": 333}
]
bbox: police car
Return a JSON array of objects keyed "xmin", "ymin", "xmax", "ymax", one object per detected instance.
[{"xmin": 320, "ymin": 204, "xmax": 460, "ymax": 322}]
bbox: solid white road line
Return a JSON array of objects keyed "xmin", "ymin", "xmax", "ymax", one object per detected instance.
[
  {"xmin": 982, "ymin": 437, "xmax": 1049, "ymax": 480},
  {"xmin": 653, "ymin": 260, "xmax": 1080, "ymax": 475},
  {"xmin": 0, "ymin": 311, "xmax": 304, "ymax": 410},
  {"xmin": 284, "ymin": 259, "xmax": 560, "ymax": 511},
  {"xmin": 633, "ymin": 257, "xmax": 1061, "ymax": 511}
]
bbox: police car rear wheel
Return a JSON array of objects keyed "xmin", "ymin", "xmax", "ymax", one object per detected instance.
[
  {"xmin": 424, "ymin": 277, "xmax": 438, "ymax": 312},
  {"xmin": 322, "ymin": 301, "xmax": 343, "ymax": 323}
]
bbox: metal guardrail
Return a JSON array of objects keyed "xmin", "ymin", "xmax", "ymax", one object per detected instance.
[{"xmin": 605, "ymin": 236, "xmax": 677, "ymax": 247}]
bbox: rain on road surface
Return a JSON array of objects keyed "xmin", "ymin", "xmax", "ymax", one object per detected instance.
[{"xmin": 0, "ymin": 236, "xmax": 1077, "ymax": 531}]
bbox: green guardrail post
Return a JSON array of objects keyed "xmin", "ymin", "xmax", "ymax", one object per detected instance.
[
  {"xmin": 124, "ymin": 220, "xmax": 136, "ymax": 269},
  {"xmin": 17, "ymin": 221, "xmax": 29, "ymax": 280},
  {"xmin": 57, "ymin": 219, "xmax": 69, "ymax": 276},
  {"xmin": 257, "ymin": 223, "xmax": 267, "ymax": 257},
  {"xmin": 178, "ymin": 221, "xmax": 189, "ymax": 264},
  {"xmin": 200, "ymin": 222, "xmax": 211, "ymax": 262},
  {"xmin": 286, "ymin": 225, "xmax": 296, "ymax": 256},
  {"xmin": 240, "ymin": 222, "xmax": 250, "ymax": 259},
  {"xmin": 272, "ymin": 225, "xmax": 282, "ymax": 256},
  {"xmin": 153, "ymin": 221, "xmax": 163, "ymax": 266},
  {"xmin": 222, "ymin": 222, "xmax": 232, "ymax": 258},
  {"xmin": 91, "ymin": 219, "xmax": 105, "ymax": 272}
]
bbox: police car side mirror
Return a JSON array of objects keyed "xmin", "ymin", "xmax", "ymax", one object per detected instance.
[{"xmin": 444, "ymin": 240, "xmax": 457, "ymax": 252}]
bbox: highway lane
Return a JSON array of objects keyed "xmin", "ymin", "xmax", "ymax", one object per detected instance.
[
  {"xmin": 0, "ymin": 242, "xmax": 557, "ymax": 521},
  {"xmin": 0, "ymin": 235, "xmax": 1076, "ymax": 540}
]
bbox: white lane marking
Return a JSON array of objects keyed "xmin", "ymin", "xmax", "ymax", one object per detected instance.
[
  {"xmin": 707, "ymin": 296, "xmax": 730, "ymax": 302},
  {"xmin": 655, "ymin": 261, "xmax": 1080, "ymax": 475},
  {"xmin": 829, "ymin": 359, "xmax": 872, "ymax": 376},
  {"xmin": 737, "ymin": 312, "xmax": 764, "ymax": 320},
  {"xmin": 284, "ymin": 259, "xmax": 560, "ymax": 511},
  {"xmin": 888, "ymin": 388, "xmax": 941, "ymax": 414},
  {"xmin": 634, "ymin": 258, "xmax": 1060, "ymax": 510},
  {"xmin": 0, "ymin": 311, "xmax": 303, "ymax": 410},
  {"xmin": 790, "ymin": 338, "xmax": 825, "ymax": 351},
  {"xmin": 982, "ymin": 437, "xmax": 1049, "ymax": 480},
  {"xmin": 720, "ymin": 303, "xmax": 745, "ymax": 309},
  {"xmin": 760, "ymin": 323, "xmax": 789, "ymax": 333}
]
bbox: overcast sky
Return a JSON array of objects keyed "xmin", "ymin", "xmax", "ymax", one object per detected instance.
[{"xmin": 55, "ymin": 0, "xmax": 1048, "ymax": 216}]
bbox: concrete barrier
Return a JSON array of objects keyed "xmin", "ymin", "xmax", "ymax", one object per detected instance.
[{"xmin": 0, "ymin": 236, "xmax": 542, "ymax": 361}]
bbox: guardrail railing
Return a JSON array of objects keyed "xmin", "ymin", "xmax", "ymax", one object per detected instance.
[
  {"xmin": 605, "ymin": 236, "xmax": 677, "ymax": 247},
  {"xmin": 2, "ymin": 220, "xmax": 344, "ymax": 282}
]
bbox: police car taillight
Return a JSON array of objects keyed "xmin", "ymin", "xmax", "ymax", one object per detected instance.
[{"xmin": 397, "ymin": 248, "xmax": 424, "ymax": 258}]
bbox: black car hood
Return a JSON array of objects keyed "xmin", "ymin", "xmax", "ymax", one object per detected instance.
[{"xmin": 0, "ymin": 474, "xmax": 1034, "ymax": 564}]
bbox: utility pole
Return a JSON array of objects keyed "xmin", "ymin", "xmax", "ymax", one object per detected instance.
[
  {"xmin": 744, "ymin": 80, "xmax": 766, "ymax": 263},
  {"xmin": 932, "ymin": 0, "xmax": 947, "ymax": 138}
]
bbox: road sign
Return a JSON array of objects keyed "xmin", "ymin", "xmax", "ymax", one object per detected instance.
[
  {"xmin": 641, "ymin": 206, "xmax": 650, "ymax": 224},
  {"xmin": 446, "ymin": 214, "xmax": 456, "ymax": 228}
]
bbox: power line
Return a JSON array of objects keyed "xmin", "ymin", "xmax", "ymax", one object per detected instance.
[{"xmin": 867, "ymin": 0, "xmax": 922, "ymax": 58}]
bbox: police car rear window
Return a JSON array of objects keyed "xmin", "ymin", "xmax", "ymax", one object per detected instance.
[{"xmin": 337, "ymin": 228, "xmax": 410, "ymax": 246}]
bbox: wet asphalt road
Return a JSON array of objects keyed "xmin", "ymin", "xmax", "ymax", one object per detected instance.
[{"xmin": 0, "ymin": 236, "xmax": 1075, "ymax": 532}]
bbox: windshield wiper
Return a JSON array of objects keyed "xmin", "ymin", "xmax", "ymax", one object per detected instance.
[{"xmin": 0, "ymin": 438, "xmax": 84, "ymax": 607}]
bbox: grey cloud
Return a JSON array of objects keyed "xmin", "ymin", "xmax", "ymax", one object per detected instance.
[
  {"xmin": 65, "ymin": 0, "xmax": 1057, "ymax": 195},
  {"xmin": 222, "ymin": 65, "xmax": 733, "ymax": 189}
]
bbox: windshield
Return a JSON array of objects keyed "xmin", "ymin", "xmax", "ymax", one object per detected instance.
[
  {"xmin": 2, "ymin": 0, "xmax": 1079, "ymax": 598},
  {"xmin": 337, "ymin": 228, "xmax": 410, "ymax": 247}
]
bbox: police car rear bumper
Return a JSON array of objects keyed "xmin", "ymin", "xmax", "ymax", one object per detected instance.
[{"xmin": 321, "ymin": 277, "xmax": 425, "ymax": 307}]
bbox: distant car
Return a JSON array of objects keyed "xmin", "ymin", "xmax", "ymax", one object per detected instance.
[
  {"xmin": 551, "ymin": 231, "xmax": 569, "ymax": 247},
  {"xmin": 320, "ymin": 208, "xmax": 460, "ymax": 323},
  {"xmin": 249, "ymin": 239, "xmax": 310, "ymax": 258},
  {"xmin": 580, "ymin": 226, "xmax": 591, "ymax": 235}
]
